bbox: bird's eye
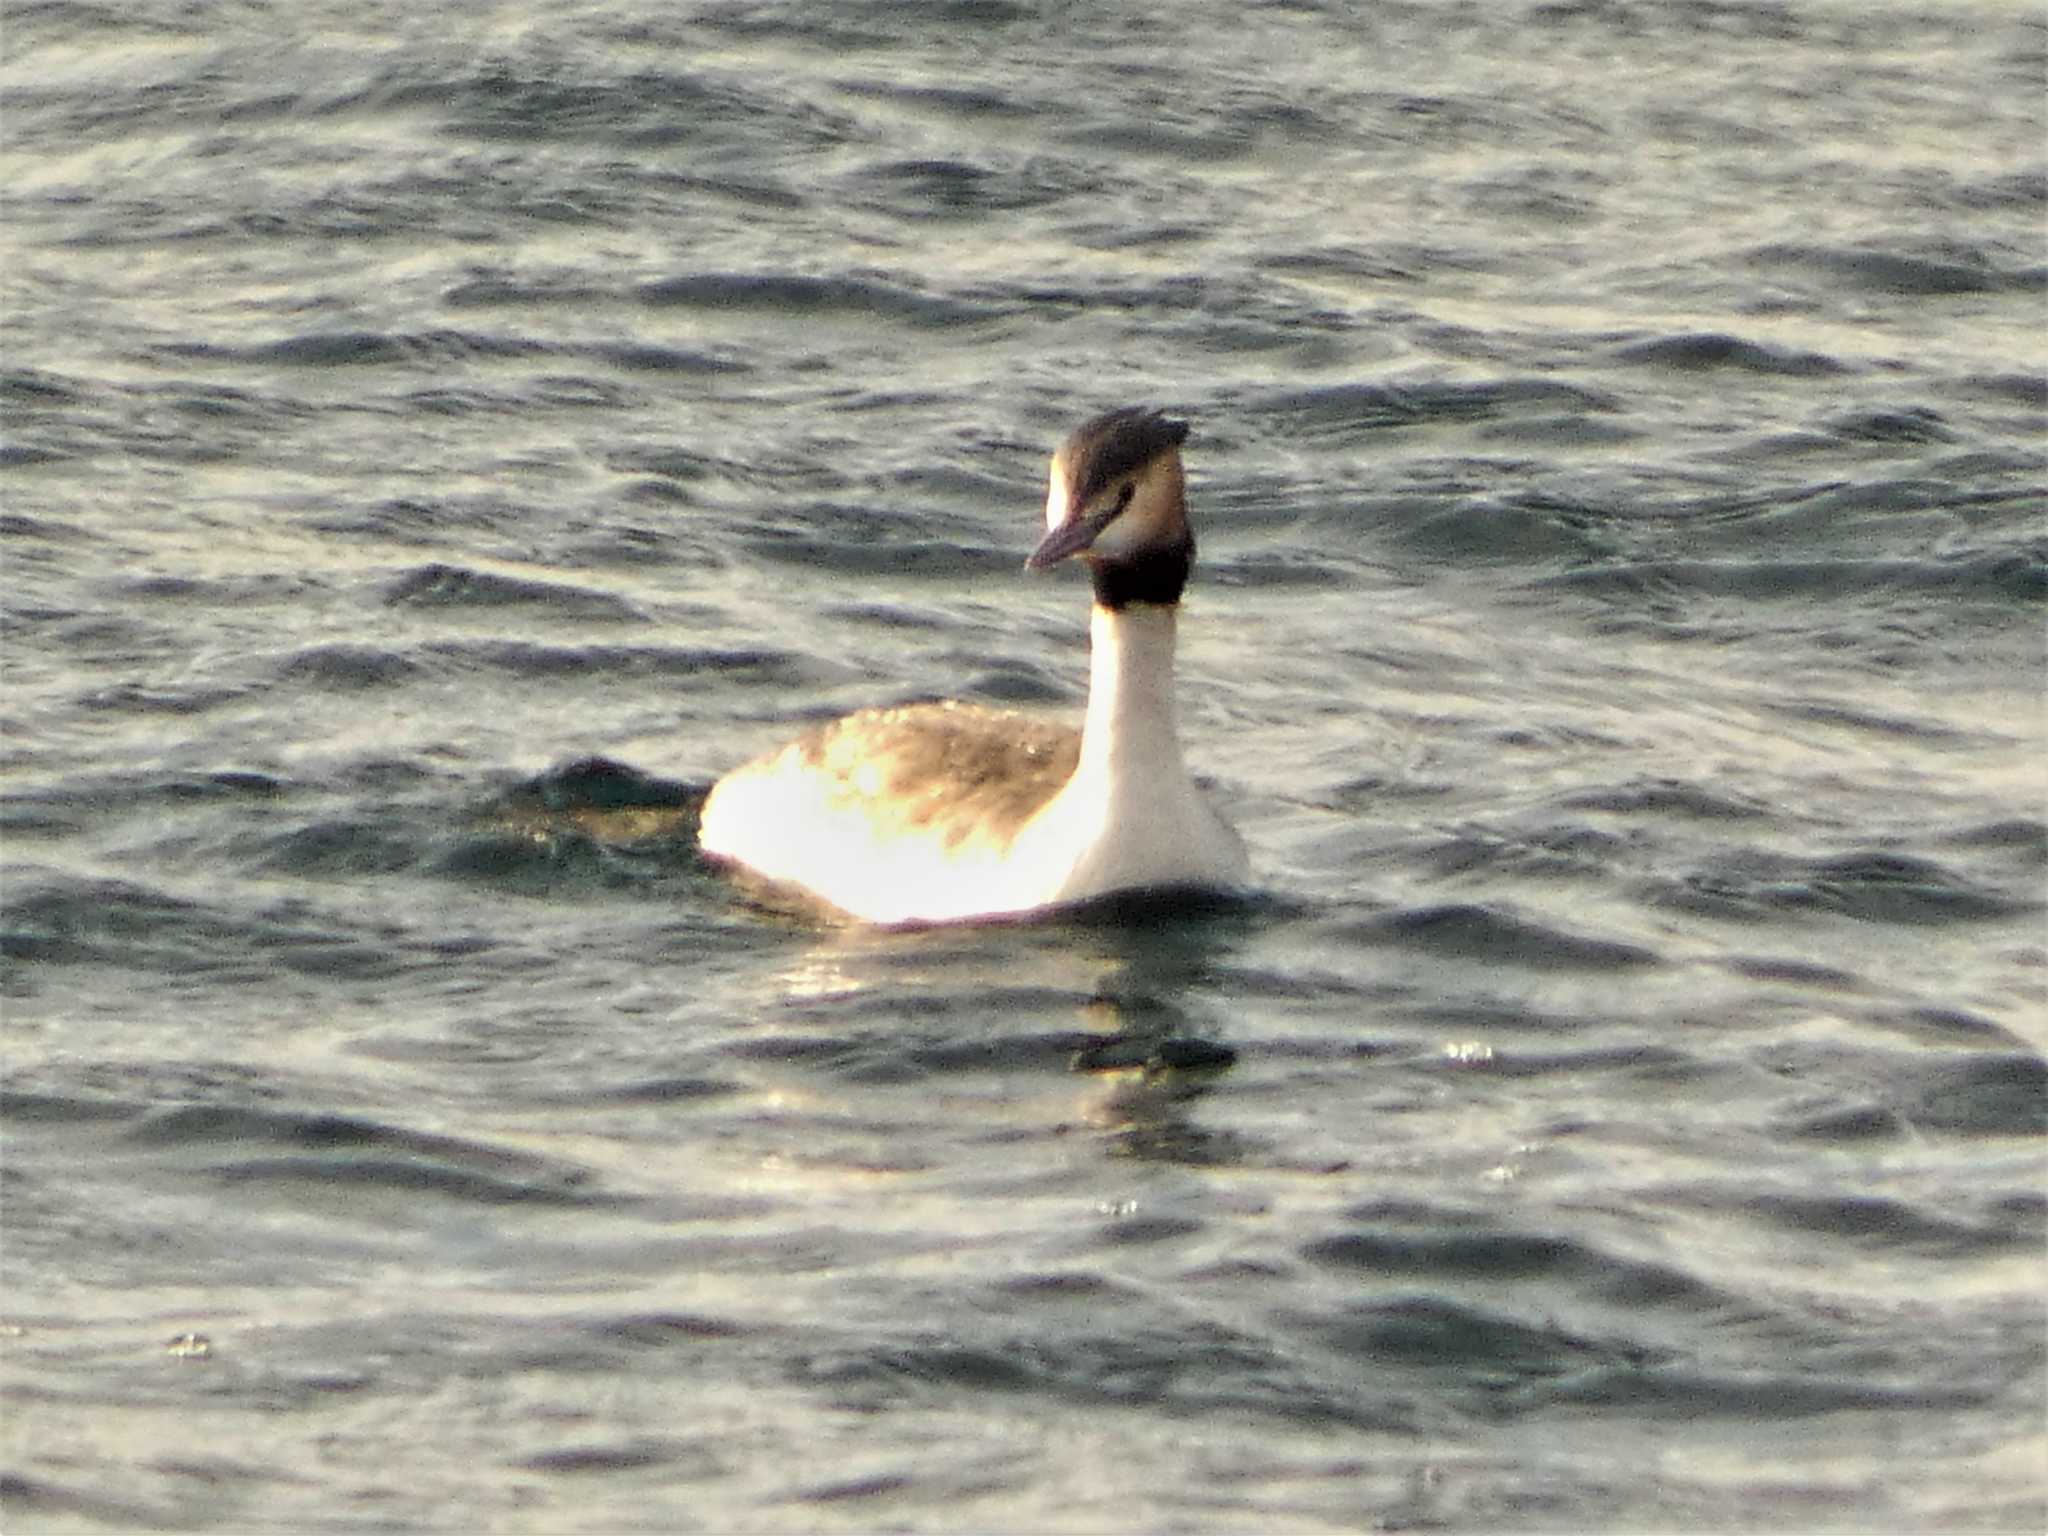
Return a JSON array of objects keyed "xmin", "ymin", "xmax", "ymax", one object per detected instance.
[{"xmin": 1111, "ymin": 483, "xmax": 1134, "ymax": 514}]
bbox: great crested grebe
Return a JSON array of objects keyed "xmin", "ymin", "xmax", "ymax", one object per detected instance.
[{"xmin": 697, "ymin": 406, "xmax": 1248, "ymax": 925}]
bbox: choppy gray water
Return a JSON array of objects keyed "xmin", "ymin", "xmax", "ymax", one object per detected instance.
[{"xmin": 4, "ymin": 2, "xmax": 2045, "ymax": 1531}]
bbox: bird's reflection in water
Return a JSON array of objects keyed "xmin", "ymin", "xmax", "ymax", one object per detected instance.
[
  {"xmin": 1062, "ymin": 900, "xmax": 1254, "ymax": 1166},
  {"xmin": 497, "ymin": 787, "xmax": 1271, "ymax": 1169}
]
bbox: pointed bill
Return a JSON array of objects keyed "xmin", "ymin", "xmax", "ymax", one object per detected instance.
[{"xmin": 1025, "ymin": 507, "xmax": 1116, "ymax": 570}]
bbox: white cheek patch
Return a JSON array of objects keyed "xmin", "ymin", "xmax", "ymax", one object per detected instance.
[
  {"xmin": 1088, "ymin": 474, "xmax": 1171, "ymax": 562},
  {"xmin": 1043, "ymin": 475, "xmax": 1071, "ymax": 533},
  {"xmin": 1089, "ymin": 506, "xmax": 1141, "ymax": 561}
]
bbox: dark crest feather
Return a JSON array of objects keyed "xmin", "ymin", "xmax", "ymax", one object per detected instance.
[{"xmin": 1061, "ymin": 407, "xmax": 1189, "ymax": 506}]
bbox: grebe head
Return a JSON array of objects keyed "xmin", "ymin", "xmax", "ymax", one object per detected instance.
[{"xmin": 1025, "ymin": 407, "xmax": 1193, "ymax": 608}]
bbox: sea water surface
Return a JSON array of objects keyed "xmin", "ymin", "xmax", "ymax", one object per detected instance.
[{"xmin": 3, "ymin": 1, "xmax": 2045, "ymax": 1531}]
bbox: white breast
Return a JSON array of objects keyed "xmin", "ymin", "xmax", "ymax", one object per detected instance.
[{"xmin": 697, "ymin": 607, "xmax": 1247, "ymax": 926}]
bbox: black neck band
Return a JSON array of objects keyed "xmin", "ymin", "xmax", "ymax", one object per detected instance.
[{"xmin": 1090, "ymin": 536, "xmax": 1193, "ymax": 610}]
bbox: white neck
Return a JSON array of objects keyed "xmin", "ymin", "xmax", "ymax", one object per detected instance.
[
  {"xmin": 1076, "ymin": 602, "xmax": 1185, "ymax": 788},
  {"xmin": 1010, "ymin": 596, "xmax": 1247, "ymax": 907}
]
